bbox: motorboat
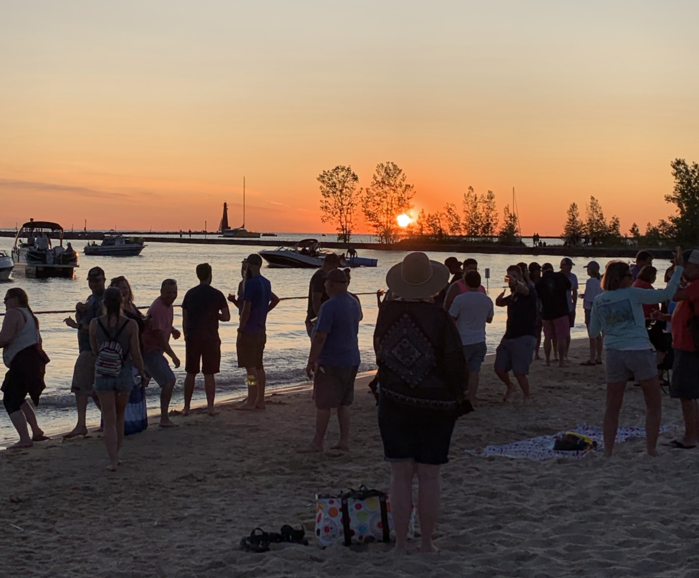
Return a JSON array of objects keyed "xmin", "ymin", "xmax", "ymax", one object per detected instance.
[
  {"xmin": 0, "ymin": 250, "xmax": 13, "ymax": 281},
  {"xmin": 84, "ymin": 233, "xmax": 145, "ymax": 256},
  {"xmin": 219, "ymin": 178, "xmax": 261, "ymax": 239},
  {"xmin": 12, "ymin": 219, "xmax": 79, "ymax": 278},
  {"xmin": 259, "ymin": 239, "xmax": 378, "ymax": 269}
]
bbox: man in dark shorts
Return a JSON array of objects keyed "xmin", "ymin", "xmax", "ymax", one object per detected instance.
[
  {"xmin": 536, "ymin": 263, "xmax": 572, "ymax": 367},
  {"xmin": 63, "ymin": 266, "xmax": 105, "ymax": 438},
  {"xmin": 559, "ymin": 257, "xmax": 579, "ymax": 360},
  {"xmin": 494, "ymin": 265, "xmax": 538, "ymax": 402},
  {"xmin": 669, "ymin": 250, "xmax": 699, "ymax": 448},
  {"xmin": 300, "ymin": 269, "xmax": 361, "ymax": 453},
  {"xmin": 181, "ymin": 263, "xmax": 230, "ymax": 416},
  {"xmin": 236, "ymin": 254, "xmax": 279, "ymax": 410},
  {"xmin": 305, "ymin": 253, "xmax": 340, "ymax": 337}
]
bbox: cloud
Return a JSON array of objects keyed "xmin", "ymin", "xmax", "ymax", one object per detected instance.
[{"xmin": 0, "ymin": 178, "xmax": 125, "ymax": 199}]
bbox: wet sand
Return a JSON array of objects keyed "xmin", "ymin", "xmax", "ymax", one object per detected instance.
[{"xmin": 1, "ymin": 340, "xmax": 696, "ymax": 578}]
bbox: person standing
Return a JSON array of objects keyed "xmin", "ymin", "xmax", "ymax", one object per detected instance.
[
  {"xmin": 580, "ymin": 262, "xmax": 604, "ymax": 366},
  {"xmin": 300, "ymin": 269, "xmax": 361, "ymax": 453},
  {"xmin": 528, "ymin": 262, "xmax": 544, "ymax": 360},
  {"xmin": 589, "ymin": 249, "xmax": 684, "ymax": 457},
  {"xmin": 559, "ymin": 257, "xmax": 578, "ymax": 360},
  {"xmin": 669, "ymin": 250, "xmax": 699, "ymax": 448},
  {"xmin": 435, "ymin": 257, "xmax": 462, "ymax": 307},
  {"xmin": 89, "ymin": 287, "xmax": 145, "ymax": 471},
  {"xmin": 494, "ymin": 265, "xmax": 539, "ymax": 402},
  {"xmin": 141, "ymin": 279, "xmax": 181, "ymax": 426},
  {"xmin": 374, "ymin": 252, "xmax": 468, "ymax": 555},
  {"xmin": 63, "ymin": 266, "xmax": 106, "ymax": 438},
  {"xmin": 236, "ymin": 254, "xmax": 279, "ymax": 410},
  {"xmin": 305, "ymin": 253, "xmax": 340, "ymax": 337},
  {"xmin": 181, "ymin": 263, "xmax": 230, "ymax": 417},
  {"xmin": 630, "ymin": 250, "xmax": 654, "ymax": 281},
  {"xmin": 449, "ymin": 271, "xmax": 493, "ymax": 406},
  {"xmin": 0, "ymin": 288, "xmax": 49, "ymax": 449},
  {"xmin": 536, "ymin": 263, "xmax": 572, "ymax": 367}
]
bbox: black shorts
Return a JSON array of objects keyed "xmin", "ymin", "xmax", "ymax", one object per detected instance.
[
  {"xmin": 237, "ymin": 332, "xmax": 266, "ymax": 369},
  {"xmin": 2, "ymin": 346, "xmax": 46, "ymax": 415},
  {"xmin": 313, "ymin": 365, "xmax": 358, "ymax": 409},
  {"xmin": 670, "ymin": 349, "xmax": 699, "ymax": 400},
  {"xmin": 185, "ymin": 337, "xmax": 221, "ymax": 375},
  {"xmin": 378, "ymin": 396, "xmax": 456, "ymax": 465}
]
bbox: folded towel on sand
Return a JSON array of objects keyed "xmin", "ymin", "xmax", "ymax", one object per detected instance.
[{"xmin": 465, "ymin": 424, "xmax": 675, "ymax": 461}]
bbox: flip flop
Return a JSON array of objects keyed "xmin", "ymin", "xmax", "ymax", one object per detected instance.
[
  {"xmin": 240, "ymin": 528, "xmax": 272, "ymax": 553},
  {"xmin": 280, "ymin": 525, "xmax": 308, "ymax": 545},
  {"xmin": 669, "ymin": 440, "xmax": 696, "ymax": 449}
]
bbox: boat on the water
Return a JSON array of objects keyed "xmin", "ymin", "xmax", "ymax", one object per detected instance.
[
  {"xmin": 84, "ymin": 233, "xmax": 145, "ymax": 256},
  {"xmin": 259, "ymin": 239, "xmax": 378, "ymax": 269},
  {"xmin": 220, "ymin": 178, "xmax": 261, "ymax": 239},
  {"xmin": 0, "ymin": 250, "xmax": 14, "ymax": 281},
  {"xmin": 12, "ymin": 220, "xmax": 79, "ymax": 278}
]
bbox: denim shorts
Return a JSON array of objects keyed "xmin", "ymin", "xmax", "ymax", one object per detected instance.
[
  {"xmin": 143, "ymin": 350, "xmax": 175, "ymax": 387},
  {"xmin": 463, "ymin": 342, "xmax": 487, "ymax": 373},
  {"xmin": 94, "ymin": 364, "xmax": 134, "ymax": 396},
  {"xmin": 605, "ymin": 349, "xmax": 657, "ymax": 383},
  {"xmin": 494, "ymin": 335, "xmax": 536, "ymax": 376}
]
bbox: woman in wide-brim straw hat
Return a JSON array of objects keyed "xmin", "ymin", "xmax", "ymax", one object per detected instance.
[{"xmin": 374, "ymin": 252, "xmax": 469, "ymax": 554}]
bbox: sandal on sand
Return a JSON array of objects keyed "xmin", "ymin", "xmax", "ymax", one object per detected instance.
[
  {"xmin": 669, "ymin": 440, "xmax": 697, "ymax": 449},
  {"xmin": 580, "ymin": 360, "xmax": 596, "ymax": 366},
  {"xmin": 240, "ymin": 528, "xmax": 275, "ymax": 553},
  {"xmin": 280, "ymin": 525, "xmax": 308, "ymax": 545}
]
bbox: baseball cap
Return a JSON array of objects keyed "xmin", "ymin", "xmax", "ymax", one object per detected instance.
[
  {"xmin": 528, "ymin": 262, "xmax": 541, "ymax": 272},
  {"xmin": 444, "ymin": 257, "xmax": 462, "ymax": 268},
  {"xmin": 683, "ymin": 250, "xmax": 699, "ymax": 265},
  {"xmin": 561, "ymin": 257, "xmax": 575, "ymax": 267},
  {"xmin": 326, "ymin": 269, "xmax": 348, "ymax": 284},
  {"xmin": 247, "ymin": 253, "xmax": 263, "ymax": 266},
  {"xmin": 584, "ymin": 261, "xmax": 600, "ymax": 271},
  {"xmin": 87, "ymin": 266, "xmax": 105, "ymax": 280}
]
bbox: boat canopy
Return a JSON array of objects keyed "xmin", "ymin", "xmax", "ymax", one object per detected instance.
[
  {"xmin": 19, "ymin": 220, "xmax": 64, "ymax": 231},
  {"xmin": 297, "ymin": 238, "xmax": 319, "ymax": 247}
]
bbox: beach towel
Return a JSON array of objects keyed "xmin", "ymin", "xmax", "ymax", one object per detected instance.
[
  {"xmin": 465, "ymin": 424, "xmax": 675, "ymax": 461},
  {"xmin": 124, "ymin": 371, "xmax": 148, "ymax": 436}
]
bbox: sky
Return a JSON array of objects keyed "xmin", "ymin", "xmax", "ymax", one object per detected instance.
[{"xmin": 1, "ymin": 0, "xmax": 698, "ymax": 236}]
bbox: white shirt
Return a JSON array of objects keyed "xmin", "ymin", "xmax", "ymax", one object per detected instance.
[
  {"xmin": 583, "ymin": 277, "xmax": 603, "ymax": 310},
  {"xmin": 449, "ymin": 291, "xmax": 494, "ymax": 346}
]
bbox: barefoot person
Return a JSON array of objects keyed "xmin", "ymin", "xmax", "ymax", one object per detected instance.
[
  {"xmin": 89, "ymin": 287, "xmax": 145, "ymax": 471},
  {"xmin": 63, "ymin": 266, "xmax": 105, "ymax": 438},
  {"xmin": 305, "ymin": 253, "xmax": 341, "ymax": 337},
  {"xmin": 142, "ymin": 279, "xmax": 181, "ymax": 426},
  {"xmin": 559, "ymin": 258, "xmax": 578, "ymax": 360},
  {"xmin": 236, "ymin": 255, "xmax": 279, "ymax": 410},
  {"xmin": 494, "ymin": 265, "xmax": 538, "ymax": 402},
  {"xmin": 589, "ymin": 248, "xmax": 684, "ymax": 457},
  {"xmin": 301, "ymin": 269, "xmax": 361, "ymax": 453},
  {"xmin": 374, "ymin": 252, "xmax": 467, "ymax": 554},
  {"xmin": 0, "ymin": 289, "xmax": 49, "ymax": 449},
  {"xmin": 535, "ymin": 263, "xmax": 572, "ymax": 367},
  {"xmin": 580, "ymin": 262, "xmax": 604, "ymax": 366},
  {"xmin": 182, "ymin": 264, "xmax": 230, "ymax": 416}
]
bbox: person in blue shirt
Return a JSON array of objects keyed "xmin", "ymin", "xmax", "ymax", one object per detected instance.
[
  {"xmin": 236, "ymin": 254, "xmax": 279, "ymax": 411},
  {"xmin": 299, "ymin": 269, "xmax": 361, "ymax": 453},
  {"xmin": 590, "ymin": 247, "xmax": 684, "ymax": 457}
]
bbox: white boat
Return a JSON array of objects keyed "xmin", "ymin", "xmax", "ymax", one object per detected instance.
[
  {"xmin": 84, "ymin": 233, "xmax": 145, "ymax": 256},
  {"xmin": 11, "ymin": 219, "xmax": 79, "ymax": 279},
  {"xmin": 219, "ymin": 178, "xmax": 261, "ymax": 239},
  {"xmin": 0, "ymin": 250, "xmax": 13, "ymax": 281},
  {"xmin": 259, "ymin": 239, "xmax": 378, "ymax": 269}
]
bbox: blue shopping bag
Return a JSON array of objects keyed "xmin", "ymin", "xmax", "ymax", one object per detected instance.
[{"xmin": 124, "ymin": 374, "xmax": 148, "ymax": 436}]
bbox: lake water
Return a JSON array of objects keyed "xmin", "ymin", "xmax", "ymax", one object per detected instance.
[{"xmin": 0, "ymin": 238, "xmax": 650, "ymax": 446}]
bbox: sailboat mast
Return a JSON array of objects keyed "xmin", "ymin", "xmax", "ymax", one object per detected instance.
[{"xmin": 243, "ymin": 176, "xmax": 246, "ymax": 229}]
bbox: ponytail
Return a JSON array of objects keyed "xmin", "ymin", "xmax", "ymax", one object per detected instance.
[{"xmin": 103, "ymin": 287, "xmax": 123, "ymax": 323}]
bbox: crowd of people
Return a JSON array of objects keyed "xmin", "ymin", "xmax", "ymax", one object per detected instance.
[{"xmin": 2, "ymin": 246, "xmax": 699, "ymax": 551}]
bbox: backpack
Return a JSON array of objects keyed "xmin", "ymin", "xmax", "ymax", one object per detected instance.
[{"xmin": 95, "ymin": 319, "xmax": 129, "ymax": 377}]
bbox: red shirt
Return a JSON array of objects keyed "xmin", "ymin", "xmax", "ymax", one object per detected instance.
[
  {"xmin": 632, "ymin": 279, "xmax": 660, "ymax": 319},
  {"xmin": 672, "ymin": 280, "xmax": 699, "ymax": 352},
  {"xmin": 141, "ymin": 297, "xmax": 174, "ymax": 354}
]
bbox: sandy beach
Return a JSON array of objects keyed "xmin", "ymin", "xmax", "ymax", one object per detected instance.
[{"xmin": 1, "ymin": 339, "xmax": 697, "ymax": 578}]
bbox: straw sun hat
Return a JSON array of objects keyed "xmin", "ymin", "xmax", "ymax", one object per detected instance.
[{"xmin": 386, "ymin": 252, "xmax": 450, "ymax": 300}]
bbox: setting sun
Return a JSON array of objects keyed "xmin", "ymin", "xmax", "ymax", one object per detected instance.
[{"xmin": 397, "ymin": 214, "xmax": 412, "ymax": 228}]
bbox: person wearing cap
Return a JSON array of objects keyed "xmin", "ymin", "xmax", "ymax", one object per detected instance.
[
  {"xmin": 373, "ymin": 252, "xmax": 467, "ymax": 555},
  {"xmin": 305, "ymin": 253, "xmax": 341, "ymax": 338},
  {"xmin": 535, "ymin": 263, "xmax": 572, "ymax": 368},
  {"xmin": 63, "ymin": 266, "xmax": 106, "ymax": 438},
  {"xmin": 495, "ymin": 265, "xmax": 539, "ymax": 402},
  {"xmin": 559, "ymin": 257, "xmax": 578, "ymax": 360},
  {"xmin": 668, "ymin": 249, "xmax": 699, "ymax": 448},
  {"xmin": 630, "ymin": 250, "xmax": 654, "ymax": 281},
  {"xmin": 181, "ymin": 264, "xmax": 230, "ymax": 417},
  {"xmin": 580, "ymin": 261, "xmax": 603, "ymax": 366},
  {"xmin": 589, "ymin": 247, "xmax": 685, "ymax": 457},
  {"xmin": 236, "ymin": 254, "xmax": 279, "ymax": 411},
  {"xmin": 301, "ymin": 268, "xmax": 361, "ymax": 454},
  {"xmin": 435, "ymin": 257, "xmax": 462, "ymax": 308},
  {"xmin": 443, "ymin": 258, "xmax": 486, "ymax": 311},
  {"xmin": 141, "ymin": 279, "xmax": 181, "ymax": 426}
]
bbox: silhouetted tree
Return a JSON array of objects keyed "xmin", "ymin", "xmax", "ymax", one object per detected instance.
[
  {"xmin": 318, "ymin": 165, "xmax": 361, "ymax": 243},
  {"xmin": 563, "ymin": 202, "xmax": 585, "ymax": 240},
  {"xmin": 362, "ymin": 162, "xmax": 415, "ymax": 244},
  {"xmin": 480, "ymin": 191, "xmax": 498, "ymax": 238},
  {"xmin": 462, "ymin": 186, "xmax": 483, "ymax": 237},
  {"xmin": 666, "ymin": 158, "xmax": 699, "ymax": 244},
  {"xmin": 586, "ymin": 196, "xmax": 607, "ymax": 239},
  {"xmin": 499, "ymin": 204, "xmax": 519, "ymax": 243},
  {"xmin": 443, "ymin": 203, "xmax": 462, "ymax": 235}
]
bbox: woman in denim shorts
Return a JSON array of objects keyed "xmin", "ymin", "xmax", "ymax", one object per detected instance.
[{"xmin": 589, "ymin": 248, "xmax": 684, "ymax": 457}]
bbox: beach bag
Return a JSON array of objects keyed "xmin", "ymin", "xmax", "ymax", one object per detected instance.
[
  {"xmin": 315, "ymin": 486, "xmax": 413, "ymax": 547},
  {"xmin": 553, "ymin": 432, "xmax": 597, "ymax": 452},
  {"xmin": 124, "ymin": 370, "xmax": 148, "ymax": 436},
  {"xmin": 95, "ymin": 320, "xmax": 128, "ymax": 377}
]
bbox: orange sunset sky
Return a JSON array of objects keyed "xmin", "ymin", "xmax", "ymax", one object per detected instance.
[{"xmin": 1, "ymin": 1, "xmax": 698, "ymax": 236}]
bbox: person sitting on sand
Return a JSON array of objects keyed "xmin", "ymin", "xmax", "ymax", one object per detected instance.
[
  {"xmin": 0, "ymin": 288, "xmax": 49, "ymax": 449},
  {"xmin": 300, "ymin": 269, "xmax": 361, "ymax": 453},
  {"xmin": 141, "ymin": 279, "xmax": 181, "ymax": 426},
  {"xmin": 182, "ymin": 263, "xmax": 230, "ymax": 417},
  {"xmin": 236, "ymin": 254, "xmax": 279, "ymax": 411},
  {"xmin": 580, "ymin": 262, "xmax": 603, "ymax": 366},
  {"xmin": 374, "ymin": 252, "xmax": 467, "ymax": 555},
  {"xmin": 589, "ymin": 248, "xmax": 684, "ymax": 457},
  {"xmin": 89, "ymin": 287, "xmax": 145, "ymax": 471},
  {"xmin": 305, "ymin": 253, "xmax": 340, "ymax": 338},
  {"xmin": 535, "ymin": 263, "xmax": 572, "ymax": 367},
  {"xmin": 494, "ymin": 265, "xmax": 538, "ymax": 402}
]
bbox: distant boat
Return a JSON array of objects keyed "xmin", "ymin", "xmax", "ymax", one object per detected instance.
[
  {"xmin": 12, "ymin": 219, "xmax": 78, "ymax": 278},
  {"xmin": 84, "ymin": 233, "xmax": 145, "ymax": 256},
  {"xmin": 220, "ymin": 178, "xmax": 261, "ymax": 239},
  {"xmin": 259, "ymin": 239, "xmax": 377, "ymax": 269},
  {"xmin": 0, "ymin": 250, "xmax": 13, "ymax": 281}
]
